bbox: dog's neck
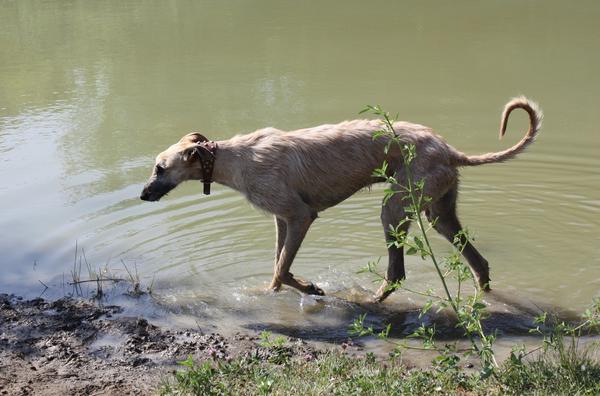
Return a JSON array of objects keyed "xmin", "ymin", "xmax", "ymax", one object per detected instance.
[{"xmin": 209, "ymin": 140, "xmax": 245, "ymax": 193}]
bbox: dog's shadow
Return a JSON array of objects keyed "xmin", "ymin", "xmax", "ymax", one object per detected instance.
[{"xmin": 242, "ymin": 289, "xmax": 586, "ymax": 343}]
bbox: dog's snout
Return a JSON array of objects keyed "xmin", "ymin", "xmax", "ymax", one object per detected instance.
[
  {"xmin": 140, "ymin": 187, "xmax": 151, "ymax": 201},
  {"xmin": 140, "ymin": 181, "xmax": 174, "ymax": 202}
]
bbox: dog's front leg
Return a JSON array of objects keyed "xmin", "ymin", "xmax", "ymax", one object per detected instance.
[
  {"xmin": 268, "ymin": 212, "xmax": 324, "ymax": 296},
  {"xmin": 269, "ymin": 216, "xmax": 287, "ymax": 291}
]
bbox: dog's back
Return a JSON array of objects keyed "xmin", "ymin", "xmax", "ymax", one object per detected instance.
[{"xmin": 231, "ymin": 119, "xmax": 449, "ymax": 211}]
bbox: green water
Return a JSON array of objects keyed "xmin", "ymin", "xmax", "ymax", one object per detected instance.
[{"xmin": 1, "ymin": 1, "xmax": 599, "ymax": 343}]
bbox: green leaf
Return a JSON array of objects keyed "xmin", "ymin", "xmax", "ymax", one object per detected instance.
[
  {"xmin": 178, "ymin": 355, "xmax": 195, "ymax": 368},
  {"xmin": 479, "ymin": 365, "xmax": 494, "ymax": 380},
  {"xmin": 378, "ymin": 324, "xmax": 391, "ymax": 339},
  {"xmin": 534, "ymin": 312, "xmax": 548, "ymax": 325},
  {"xmin": 420, "ymin": 300, "xmax": 434, "ymax": 318},
  {"xmin": 414, "ymin": 236, "xmax": 424, "ymax": 250}
]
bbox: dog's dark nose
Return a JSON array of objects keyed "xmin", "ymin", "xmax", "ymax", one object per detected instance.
[{"xmin": 140, "ymin": 188, "xmax": 150, "ymax": 201}]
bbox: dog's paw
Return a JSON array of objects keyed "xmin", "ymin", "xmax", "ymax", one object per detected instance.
[
  {"xmin": 373, "ymin": 286, "xmax": 392, "ymax": 303},
  {"xmin": 478, "ymin": 280, "xmax": 492, "ymax": 292},
  {"xmin": 306, "ymin": 283, "xmax": 325, "ymax": 296},
  {"xmin": 372, "ymin": 294, "xmax": 387, "ymax": 304}
]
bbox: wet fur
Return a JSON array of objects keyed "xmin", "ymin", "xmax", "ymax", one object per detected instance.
[{"xmin": 141, "ymin": 97, "xmax": 542, "ymax": 301}]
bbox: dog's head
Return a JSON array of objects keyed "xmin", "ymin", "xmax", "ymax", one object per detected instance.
[{"xmin": 140, "ymin": 132, "xmax": 214, "ymax": 201}]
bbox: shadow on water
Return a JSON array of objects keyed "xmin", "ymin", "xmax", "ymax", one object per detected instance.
[{"xmin": 239, "ymin": 289, "xmax": 588, "ymax": 344}]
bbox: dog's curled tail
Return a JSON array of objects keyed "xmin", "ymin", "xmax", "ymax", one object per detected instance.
[{"xmin": 455, "ymin": 96, "xmax": 543, "ymax": 166}]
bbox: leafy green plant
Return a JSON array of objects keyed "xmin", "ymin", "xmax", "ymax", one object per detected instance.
[
  {"xmin": 512, "ymin": 297, "xmax": 600, "ymax": 366},
  {"xmin": 498, "ymin": 310, "xmax": 600, "ymax": 396},
  {"xmin": 258, "ymin": 331, "xmax": 286, "ymax": 348},
  {"xmin": 258, "ymin": 331, "xmax": 292, "ymax": 365},
  {"xmin": 353, "ymin": 104, "xmax": 498, "ymax": 377},
  {"xmin": 162, "ymin": 355, "xmax": 226, "ymax": 396}
]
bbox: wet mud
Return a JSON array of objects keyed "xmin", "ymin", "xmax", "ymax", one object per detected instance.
[{"xmin": 0, "ymin": 294, "xmax": 320, "ymax": 395}]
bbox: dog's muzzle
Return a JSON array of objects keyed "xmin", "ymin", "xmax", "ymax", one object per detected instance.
[
  {"xmin": 140, "ymin": 187, "xmax": 153, "ymax": 201},
  {"xmin": 140, "ymin": 181, "xmax": 175, "ymax": 202}
]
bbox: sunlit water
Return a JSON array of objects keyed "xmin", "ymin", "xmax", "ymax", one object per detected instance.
[{"xmin": 1, "ymin": 0, "xmax": 599, "ymax": 359}]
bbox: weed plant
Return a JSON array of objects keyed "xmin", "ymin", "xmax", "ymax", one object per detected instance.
[{"xmin": 352, "ymin": 105, "xmax": 497, "ymax": 377}]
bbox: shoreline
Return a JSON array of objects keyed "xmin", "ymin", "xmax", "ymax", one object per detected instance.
[{"xmin": 2, "ymin": 293, "xmax": 599, "ymax": 395}]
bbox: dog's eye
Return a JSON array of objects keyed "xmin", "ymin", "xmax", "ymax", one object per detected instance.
[{"xmin": 155, "ymin": 165, "xmax": 165, "ymax": 175}]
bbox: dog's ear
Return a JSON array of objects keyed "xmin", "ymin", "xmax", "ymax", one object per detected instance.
[
  {"xmin": 181, "ymin": 144, "xmax": 214, "ymax": 163},
  {"xmin": 180, "ymin": 132, "xmax": 209, "ymax": 144}
]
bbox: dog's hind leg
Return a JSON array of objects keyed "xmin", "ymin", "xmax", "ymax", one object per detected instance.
[
  {"xmin": 268, "ymin": 209, "xmax": 324, "ymax": 296},
  {"xmin": 374, "ymin": 194, "xmax": 410, "ymax": 302},
  {"xmin": 426, "ymin": 185, "xmax": 491, "ymax": 291}
]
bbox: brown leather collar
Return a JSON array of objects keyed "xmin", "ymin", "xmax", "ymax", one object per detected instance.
[{"xmin": 199, "ymin": 141, "xmax": 217, "ymax": 195}]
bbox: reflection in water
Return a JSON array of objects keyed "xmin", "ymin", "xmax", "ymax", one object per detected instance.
[{"xmin": 0, "ymin": 0, "xmax": 599, "ymax": 349}]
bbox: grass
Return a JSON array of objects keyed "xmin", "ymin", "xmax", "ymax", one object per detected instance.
[
  {"xmin": 67, "ymin": 242, "xmax": 154, "ymax": 299},
  {"xmin": 498, "ymin": 349, "xmax": 600, "ymax": 395},
  {"xmin": 159, "ymin": 337, "xmax": 600, "ymax": 395}
]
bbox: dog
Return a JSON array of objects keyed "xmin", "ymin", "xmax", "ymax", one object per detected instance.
[{"xmin": 140, "ymin": 97, "xmax": 542, "ymax": 302}]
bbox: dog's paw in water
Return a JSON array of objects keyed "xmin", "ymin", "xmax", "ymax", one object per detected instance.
[{"xmin": 306, "ymin": 283, "xmax": 325, "ymax": 296}]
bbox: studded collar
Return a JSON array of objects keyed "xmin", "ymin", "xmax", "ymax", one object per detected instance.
[{"xmin": 199, "ymin": 141, "xmax": 217, "ymax": 195}]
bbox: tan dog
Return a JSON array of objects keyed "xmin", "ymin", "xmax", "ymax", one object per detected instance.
[{"xmin": 141, "ymin": 97, "xmax": 542, "ymax": 302}]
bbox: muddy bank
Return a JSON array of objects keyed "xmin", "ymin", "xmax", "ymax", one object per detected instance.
[{"xmin": 0, "ymin": 294, "xmax": 323, "ymax": 395}]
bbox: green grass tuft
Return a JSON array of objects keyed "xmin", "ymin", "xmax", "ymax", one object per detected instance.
[{"xmin": 159, "ymin": 341, "xmax": 600, "ymax": 396}]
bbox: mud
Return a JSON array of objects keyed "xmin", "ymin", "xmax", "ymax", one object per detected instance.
[{"xmin": 0, "ymin": 294, "xmax": 322, "ymax": 395}]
